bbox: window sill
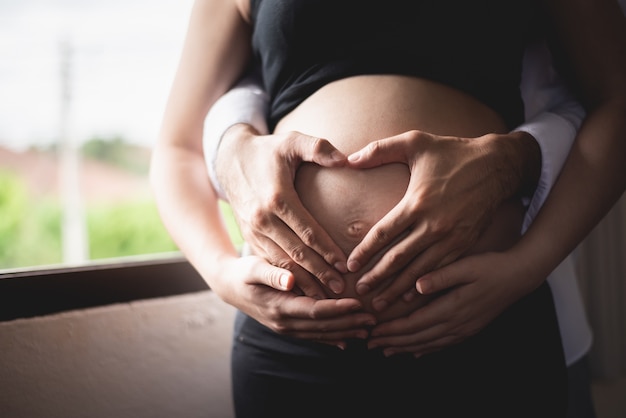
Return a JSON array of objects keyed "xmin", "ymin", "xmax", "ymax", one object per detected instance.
[{"xmin": 0, "ymin": 252, "xmax": 208, "ymax": 322}]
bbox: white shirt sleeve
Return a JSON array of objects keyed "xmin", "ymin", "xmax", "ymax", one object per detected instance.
[
  {"xmin": 514, "ymin": 41, "xmax": 586, "ymax": 233},
  {"xmin": 203, "ymin": 69, "xmax": 269, "ymax": 200},
  {"xmin": 513, "ymin": 41, "xmax": 592, "ymax": 366}
]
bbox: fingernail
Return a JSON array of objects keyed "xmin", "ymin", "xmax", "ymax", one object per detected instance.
[
  {"xmin": 383, "ymin": 349, "xmax": 395, "ymax": 357},
  {"xmin": 403, "ymin": 291, "xmax": 415, "ymax": 302},
  {"xmin": 334, "ymin": 261, "xmax": 348, "ymax": 273},
  {"xmin": 356, "ymin": 283, "xmax": 370, "ymax": 295},
  {"xmin": 372, "ymin": 298, "xmax": 388, "ymax": 312},
  {"xmin": 279, "ymin": 274, "xmax": 290, "ymax": 290},
  {"xmin": 348, "ymin": 152, "xmax": 361, "ymax": 162},
  {"xmin": 329, "ymin": 279, "xmax": 344, "ymax": 294},
  {"xmin": 350, "ymin": 303, "xmax": 363, "ymax": 311},
  {"xmin": 416, "ymin": 280, "xmax": 428, "ymax": 294},
  {"xmin": 347, "ymin": 259, "xmax": 361, "ymax": 272}
]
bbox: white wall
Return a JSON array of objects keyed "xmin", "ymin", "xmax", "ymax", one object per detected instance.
[{"xmin": 0, "ymin": 291, "xmax": 236, "ymax": 418}]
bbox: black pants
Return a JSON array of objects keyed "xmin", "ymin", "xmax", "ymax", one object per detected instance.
[
  {"xmin": 231, "ymin": 283, "xmax": 567, "ymax": 418},
  {"xmin": 567, "ymin": 355, "xmax": 597, "ymax": 418}
]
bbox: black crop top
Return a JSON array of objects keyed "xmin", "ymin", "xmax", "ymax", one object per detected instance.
[{"xmin": 250, "ymin": 0, "xmax": 540, "ymax": 130}]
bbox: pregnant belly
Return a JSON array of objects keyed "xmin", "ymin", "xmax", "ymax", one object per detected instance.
[
  {"xmin": 296, "ymin": 161, "xmax": 435, "ymax": 321},
  {"xmin": 277, "ymin": 75, "xmax": 523, "ymax": 322}
]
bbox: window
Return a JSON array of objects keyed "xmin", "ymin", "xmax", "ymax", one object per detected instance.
[{"xmin": 0, "ymin": 0, "xmax": 242, "ymax": 271}]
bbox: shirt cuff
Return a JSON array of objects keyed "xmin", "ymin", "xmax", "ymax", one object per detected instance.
[
  {"xmin": 514, "ymin": 112, "xmax": 577, "ymax": 233},
  {"xmin": 203, "ymin": 76, "xmax": 269, "ymax": 200}
]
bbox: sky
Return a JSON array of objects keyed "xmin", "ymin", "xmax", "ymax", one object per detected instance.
[{"xmin": 0, "ymin": 0, "xmax": 194, "ymax": 151}]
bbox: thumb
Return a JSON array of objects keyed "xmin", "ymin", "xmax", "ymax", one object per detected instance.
[
  {"xmin": 415, "ymin": 258, "xmax": 474, "ymax": 295},
  {"xmin": 346, "ymin": 135, "xmax": 407, "ymax": 168},
  {"xmin": 267, "ymin": 267, "xmax": 295, "ymax": 291},
  {"xmin": 249, "ymin": 257, "xmax": 295, "ymax": 291},
  {"xmin": 292, "ymin": 135, "xmax": 347, "ymax": 167}
]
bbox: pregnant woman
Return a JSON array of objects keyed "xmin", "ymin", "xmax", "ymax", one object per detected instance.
[{"xmin": 150, "ymin": 0, "xmax": 626, "ymax": 417}]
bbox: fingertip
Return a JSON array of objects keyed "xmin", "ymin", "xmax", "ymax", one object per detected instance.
[
  {"xmin": 372, "ymin": 298, "xmax": 388, "ymax": 312},
  {"xmin": 383, "ymin": 349, "xmax": 395, "ymax": 357},
  {"xmin": 349, "ymin": 301, "xmax": 364, "ymax": 311},
  {"xmin": 328, "ymin": 279, "xmax": 344, "ymax": 294},
  {"xmin": 334, "ymin": 261, "xmax": 348, "ymax": 274},
  {"xmin": 403, "ymin": 290, "xmax": 416, "ymax": 302},
  {"xmin": 347, "ymin": 152, "xmax": 361, "ymax": 163},
  {"xmin": 355, "ymin": 330, "xmax": 370, "ymax": 340},
  {"xmin": 415, "ymin": 278, "xmax": 429, "ymax": 294},
  {"xmin": 347, "ymin": 259, "xmax": 361, "ymax": 273},
  {"xmin": 279, "ymin": 273, "xmax": 294, "ymax": 291},
  {"xmin": 356, "ymin": 283, "xmax": 370, "ymax": 296}
]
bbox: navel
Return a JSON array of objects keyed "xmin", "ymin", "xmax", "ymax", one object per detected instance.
[{"xmin": 346, "ymin": 219, "xmax": 370, "ymax": 241}]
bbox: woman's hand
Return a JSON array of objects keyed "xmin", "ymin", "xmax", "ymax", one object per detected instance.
[
  {"xmin": 345, "ymin": 129, "xmax": 540, "ymax": 310},
  {"xmin": 216, "ymin": 254, "xmax": 376, "ymax": 347},
  {"xmin": 366, "ymin": 250, "xmax": 540, "ymax": 356},
  {"xmin": 216, "ymin": 124, "xmax": 351, "ymax": 296}
]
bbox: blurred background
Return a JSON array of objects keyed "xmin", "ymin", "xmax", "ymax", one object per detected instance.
[{"xmin": 0, "ymin": 0, "xmax": 241, "ymax": 270}]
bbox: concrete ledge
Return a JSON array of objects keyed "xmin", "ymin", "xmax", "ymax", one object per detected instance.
[
  {"xmin": 0, "ymin": 254, "xmax": 208, "ymax": 322},
  {"xmin": 0, "ymin": 291, "xmax": 237, "ymax": 418}
]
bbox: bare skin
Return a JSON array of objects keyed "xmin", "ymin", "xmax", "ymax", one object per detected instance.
[{"xmin": 271, "ymin": 75, "xmax": 524, "ymax": 322}]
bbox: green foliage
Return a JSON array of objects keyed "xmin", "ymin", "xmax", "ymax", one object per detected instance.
[
  {"xmin": 87, "ymin": 199, "xmax": 179, "ymax": 260},
  {"xmin": 86, "ymin": 200, "xmax": 245, "ymax": 260},
  {"xmin": 0, "ymin": 170, "xmax": 25, "ymax": 238},
  {"xmin": 0, "ymin": 169, "xmax": 245, "ymax": 269},
  {"xmin": 0, "ymin": 171, "xmax": 63, "ymax": 268},
  {"xmin": 220, "ymin": 201, "xmax": 245, "ymax": 250}
]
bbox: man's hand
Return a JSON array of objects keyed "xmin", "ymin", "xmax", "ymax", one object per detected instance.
[
  {"xmin": 217, "ymin": 254, "xmax": 376, "ymax": 347},
  {"xmin": 215, "ymin": 124, "xmax": 350, "ymax": 296},
  {"xmin": 345, "ymin": 129, "xmax": 540, "ymax": 310}
]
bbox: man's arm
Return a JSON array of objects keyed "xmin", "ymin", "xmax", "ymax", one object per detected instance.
[{"xmin": 203, "ymin": 68, "xmax": 269, "ymax": 200}]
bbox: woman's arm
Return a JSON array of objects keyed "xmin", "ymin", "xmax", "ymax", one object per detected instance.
[
  {"xmin": 518, "ymin": 0, "xmax": 626, "ymax": 272},
  {"xmin": 152, "ymin": 0, "xmax": 252, "ymax": 291},
  {"xmin": 151, "ymin": 0, "xmax": 374, "ymax": 344}
]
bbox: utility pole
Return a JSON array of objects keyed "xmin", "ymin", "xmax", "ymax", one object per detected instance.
[{"xmin": 59, "ymin": 38, "xmax": 89, "ymax": 264}]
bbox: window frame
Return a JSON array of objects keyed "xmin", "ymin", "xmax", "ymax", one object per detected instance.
[{"xmin": 0, "ymin": 253, "xmax": 207, "ymax": 322}]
